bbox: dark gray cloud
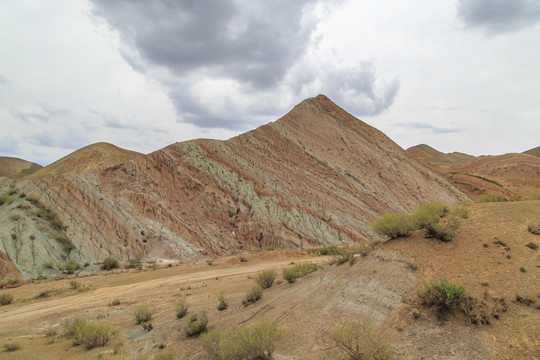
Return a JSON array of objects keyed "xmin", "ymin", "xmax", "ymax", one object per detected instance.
[
  {"xmin": 89, "ymin": 0, "xmax": 397, "ymax": 129},
  {"xmin": 457, "ymin": 0, "xmax": 540, "ymax": 34}
]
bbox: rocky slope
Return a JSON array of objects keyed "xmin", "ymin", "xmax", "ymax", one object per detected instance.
[
  {"xmin": 0, "ymin": 157, "xmax": 42, "ymax": 179},
  {"xmin": 1, "ymin": 95, "xmax": 468, "ymax": 278}
]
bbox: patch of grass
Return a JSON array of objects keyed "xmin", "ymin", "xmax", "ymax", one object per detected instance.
[
  {"xmin": 0, "ymin": 194, "xmax": 16, "ymax": 206},
  {"xmin": 526, "ymin": 242, "xmax": 538, "ymax": 250},
  {"xmin": 62, "ymin": 317, "xmax": 116, "ymax": 349},
  {"xmin": 417, "ymin": 279, "xmax": 466, "ymax": 313},
  {"xmin": 478, "ymin": 191, "xmax": 505, "ymax": 203},
  {"xmin": 532, "ymin": 192, "xmax": 540, "ymax": 200},
  {"xmin": 516, "ymin": 294, "xmax": 536, "ymax": 306},
  {"xmin": 0, "ymin": 293, "xmax": 14, "ymax": 306},
  {"xmin": 372, "ymin": 212, "xmax": 418, "ymax": 239},
  {"xmin": 125, "ymin": 253, "xmax": 144, "ymax": 269},
  {"xmin": 217, "ymin": 291, "xmax": 228, "ymax": 311},
  {"xmin": 493, "ymin": 238, "xmax": 507, "ymax": 247},
  {"xmin": 59, "ymin": 259, "xmax": 82, "ymax": 274},
  {"xmin": 101, "ymin": 257, "xmax": 119, "ymax": 270},
  {"xmin": 452, "ymin": 206, "xmax": 469, "ymax": 219},
  {"xmin": 242, "ymin": 285, "xmax": 263, "ymax": 307},
  {"xmin": 42, "ymin": 260, "xmax": 55, "ymax": 269},
  {"xmin": 330, "ymin": 316, "xmax": 393, "ymax": 360},
  {"xmin": 184, "ymin": 311, "xmax": 208, "ymax": 337},
  {"xmin": 33, "ymin": 289, "xmax": 55, "ymax": 299},
  {"xmin": 202, "ymin": 321, "xmax": 282, "ymax": 360},
  {"xmin": 306, "ymin": 245, "xmax": 343, "ymax": 256},
  {"xmin": 528, "ymin": 223, "xmax": 540, "ymax": 235},
  {"xmin": 154, "ymin": 349, "xmax": 176, "ymax": 360},
  {"xmin": 483, "ymin": 243, "xmax": 489, "ymax": 248},
  {"xmin": 9, "ymin": 213, "xmax": 21, "ymax": 221},
  {"xmin": 43, "ymin": 327, "xmax": 58, "ymax": 344},
  {"xmin": 255, "ymin": 269, "xmax": 277, "ymax": 289},
  {"xmin": 134, "ymin": 304, "xmax": 153, "ymax": 324},
  {"xmin": 282, "ymin": 262, "xmax": 319, "ymax": 283},
  {"xmin": 3, "ymin": 342, "xmax": 20, "ymax": 352},
  {"xmin": 175, "ymin": 298, "xmax": 188, "ymax": 318}
]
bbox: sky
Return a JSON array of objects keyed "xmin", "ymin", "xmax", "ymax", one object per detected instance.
[{"xmin": 1, "ymin": 0, "xmax": 539, "ymax": 166}]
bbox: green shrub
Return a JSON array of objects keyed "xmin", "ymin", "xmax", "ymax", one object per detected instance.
[
  {"xmin": 424, "ymin": 223, "xmax": 455, "ymax": 242},
  {"xmin": 0, "ymin": 194, "xmax": 15, "ymax": 206},
  {"xmin": 242, "ymin": 285, "xmax": 263, "ymax": 307},
  {"xmin": 134, "ymin": 304, "xmax": 153, "ymax": 324},
  {"xmin": 59, "ymin": 259, "xmax": 82, "ymax": 274},
  {"xmin": 452, "ymin": 207, "xmax": 469, "ymax": 219},
  {"xmin": 0, "ymin": 293, "xmax": 14, "ymax": 306},
  {"xmin": 417, "ymin": 279, "xmax": 465, "ymax": 312},
  {"xmin": 255, "ymin": 269, "xmax": 277, "ymax": 289},
  {"xmin": 413, "ymin": 202, "xmax": 449, "ymax": 228},
  {"xmin": 202, "ymin": 322, "xmax": 282, "ymax": 360},
  {"xmin": 9, "ymin": 214, "xmax": 21, "ymax": 221},
  {"xmin": 3, "ymin": 342, "xmax": 20, "ymax": 352},
  {"xmin": 62, "ymin": 317, "xmax": 116, "ymax": 349},
  {"xmin": 101, "ymin": 257, "xmax": 119, "ymax": 270},
  {"xmin": 238, "ymin": 256, "xmax": 248, "ymax": 262},
  {"xmin": 175, "ymin": 298, "xmax": 188, "ymax": 318},
  {"xmin": 526, "ymin": 242, "xmax": 538, "ymax": 250},
  {"xmin": 306, "ymin": 245, "xmax": 342, "ymax": 256},
  {"xmin": 282, "ymin": 262, "xmax": 319, "ymax": 283},
  {"xmin": 217, "ymin": 291, "xmax": 228, "ymax": 311},
  {"xmin": 184, "ymin": 311, "xmax": 208, "ymax": 337},
  {"xmin": 330, "ymin": 317, "xmax": 393, "ymax": 360},
  {"xmin": 477, "ymin": 191, "xmax": 505, "ymax": 203},
  {"xmin": 372, "ymin": 212, "xmax": 418, "ymax": 239}
]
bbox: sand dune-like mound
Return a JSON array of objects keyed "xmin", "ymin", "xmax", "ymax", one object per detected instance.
[{"xmin": 0, "ymin": 157, "xmax": 42, "ymax": 179}]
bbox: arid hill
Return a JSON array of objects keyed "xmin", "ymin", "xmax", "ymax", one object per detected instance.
[
  {"xmin": 406, "ymin": 144, "xmax": 477, "ymax": 168},
  {"xmin": 0, "ymin": 95, "xmax": 467, "ymax": 278},
  {"xmin": 24, "ymin": 142, "xmax": 142, "ymax": 180},
  {"xmin": 524, "ymin": 146, "xmax": 540, "ymax": 158},
  {"xmin": 0, "ymin": 157, "xmax": 42, "ymax": 179}
]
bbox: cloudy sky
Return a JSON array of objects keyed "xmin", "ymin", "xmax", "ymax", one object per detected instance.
[{"xmin": 1, "ymin": 0, "xmax": 539, "ymax": 166}]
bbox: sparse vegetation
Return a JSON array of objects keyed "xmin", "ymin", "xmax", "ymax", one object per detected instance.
[
  {"xmin": 239, "ymin": 255, "xmax": 248, "ymax": 262},
  {"xmin": 0, "ymin": 194, "xmax": 16, "ymax": 206},
  {"xmin": 42, "ymin": 260, "xmax": 55, "ymax": 269},
  {"xmin": 9, "ymin": 213, "xmax": 21, "ymax": 221},
  {"xmin": 330, "ymin": 317, "xmax": 393, "ymax": 360},
  {"xmin": 3, "ymin": 342, "xmax": 20, "ymax": 352},
  {"xmin": 255, "ymin": 269, "xmax": 277, "ymax": 289},
  {"xmin": 217, "ymin": 291, "xmax": 228, "ymax": 311},
  {"xmin": 477, "ymin": 191, "xmax": 505, "ymax": 203},
  {"xmin": 62, "ymin": 317, "xmax": 116, "ymax": 349},
  {"xmin": 184, "ymin": 311, "xmax": 208, "ymax": 337},
  {"xmin": 526, "ymin": 242, "xmax": 538, "ymax": 250},
  {"xmin": 154, "ymin": 349, "xmax": 176, "ymax": 360},
  {"xmin": 59, "ymin": 259, "xmax": 82, "ymax": 274},
  {"xmin": 202, "ymin": 321, "xmax": 282, "ymax": 360},
  {"xmin": 175, "ymin": 298, "xmax": 188, "ymax": 318},
  {"xmin": 417, "ymin": 279, "xmax": 465, "ymax": 313},
  {"xmin": 493, "ymin": 238, "xmax": 507, "ymax": 247},
  {"xmin": 109, "ymin": 299, "xmax": 121, "ymax": 306},
  {"xmin": 282, "ymin": 262, "xmax": 319, "ymax": 283},
  {"xmin": 413, "ymin": 202, "xmax": 449, "ymax": 228},
  {"xmin": 43, "ymin": 327, "xmax": 58, "ymax": 344},
  {"xmin": 528, "ymin": 223, "xmax": 540, "ymax": 235},
  {"xmin": 126, "ymin": 253, "xmax": 144, "ymax": 269},
  {"xmin": 101, "ymin": 257, "xmax": 119, "ymax": 270},
  {"xmin": 372, "ymin": 212, "xmax": 418, "ymax": 239},
  {"xmin": 516, "ymin": 294, "xmax": 536, "ymax": 306},
  {"xmin": 0, "ymin": 293, "xmax": 14, "ymax": 306},
  {"xmin": 243, "ymin": 285, "xmax": 263, "ymax": 307},
  {"xmin": 134, "ymin": 304, "xmax": 153, "ymax": 324}
]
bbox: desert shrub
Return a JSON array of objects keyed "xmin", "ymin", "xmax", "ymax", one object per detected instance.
[
  {"xmin": 526, "ymin": 242, "xmax": 538, "ymax": 250},
  {"xmin": 413, "ymin": 202, "xmax": 449, "ymax": 228},
  {"xmin": 0, "ymin": 293, "xmax": 14, "ymax": 306},
  {"xmin": 202, "ymin": 322, "xmax": 282, "ymax": 360},
  {"xmin": 62, "ymin": 317, "xmax": 116, "ymax": 349},
  {"xmin": 3, "ymin": 342, "xmax": 20, "ymax": 352},
  {"xmin": 0, "ymin": 194, "xmax": 15, "ymax": 206},
  {"xmin": 175, "ymin": 298, "xmax": 188, "ymax": 318},
  {"xmin": 55, "ymin": 234, "xmax": 74, "ymax": 253},
  {"xmin": 69, "ymin": 280, "xmax": 81, "ymax": 290},
  {"xmin": 424, "ymin": 223, "xmax": 455, "ymax": 242},
  {"xmin": 452, "ymin": 207, "xmax": 469, "ymax": 219},
  {"xmin": 42, "ymin": 260, "xmax": 55, "ymax": 269},
  {"xmin": 59, "ymin": 259, "xmax": 81, "ymax": 274},
  {"xmin": 238, "ymin": 256, "xmax": 248, "ymax": 262},
  {"xmin": 528, "ymin": 223, "xmax": 540, "ymax": 235},
  {"xmin": 126, "ymin": 253, "xmax": 144, "ymax": 269},
  {"xmin": 217, "ymin": 291, "xmax": 228, "ymax": 311},
  {"xmin": 255, "ymin": 269, "xmax": 277, "ymax": 289},
  {"xmin": 242, "ymin": 285, "xmax": 263, "ymax": 307},
  {"xmin": 101, "ymin": 257, "xmax": 119, "ymax": 270},
  {"xmin": 282, "ymin": 262, "xmax": 319, "ymax": 283},
  {"xmin": 109, "ymin": 299, "xmax": 121, "ymax": 306},
  {"xmin": 154, "ymin": 349, "xmax": 176, "ymax": 360},
  {"xmin": 493, "ymin": 238, "xmax": 508, "ymax": 247},
  {"xmin": 9, "ymin": 214, "xmax": 21, "ymax": 221},
  {"xmin": 134, "ymin": 304, "xmax": 153, "ymax": 324},
  {"xmin": 184, "ymin": 311, "xmax": 208, "ymax": 337},
  {"xmin": 372, "ymin": 212, "xmax": 418, "ymax": 239},
  {"xmin": 330, "ymin": 317, "xmax": 393, "ymax": 360},
  {"xmin": 477, "ymin": 191, "xmax": 505, "ymax": 203},
  {"xmin": 306, "ymin": 245, "xmax": 342, "ymax": 256},
  {"xmin": 417, "ymin": 279, "xmax": 465, "ymax": 312},
  {"xmin": 43, "ymin": 327, "xmax": 58, "ymax": 344}
]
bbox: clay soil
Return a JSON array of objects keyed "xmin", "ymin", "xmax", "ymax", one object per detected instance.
[{"xmin": 0, "ymin": 201, "xmax": 539, "ymax": 359}]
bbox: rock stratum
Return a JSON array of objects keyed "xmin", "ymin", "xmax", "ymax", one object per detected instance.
[{"xmin": 1, "ymin": 95, "xmax": 468, "ymax": 278}]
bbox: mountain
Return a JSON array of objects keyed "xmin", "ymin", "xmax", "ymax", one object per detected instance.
[
  {"xmin": 24, "ymin": 142, "xmax": 142, "ymax": 180},
  {"xmin": 0, "ymin": 157, "xmax": 42, "ymax": 179},
  {"xmin": 523, "ymin": 146, "xmax": 540, "ymax": 158},
  {"xmin": 405, "ymin": 144, "xmax": 477, "ymax": 168},
  {"xmin": 1, "ymin": 95, "xmax": 467, "ymax": 278}
]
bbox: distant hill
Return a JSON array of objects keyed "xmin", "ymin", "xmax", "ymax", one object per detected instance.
[
  {"xmin": 523, "ymin": 146, "xmax": 540, "ymax": 158},
  {"xmin": 405, "ymin": 144, "xmax": 477, "ymax": 168},
  {"xmin": 0, "ymin": 157, "xmax": 42, "ymax": 179},
  {"xmin": 24, "ymin": 142, "xmax": 142, "ymax": 180}
]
